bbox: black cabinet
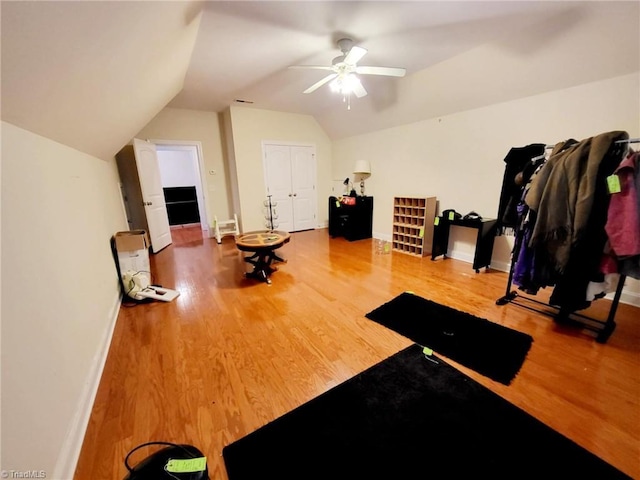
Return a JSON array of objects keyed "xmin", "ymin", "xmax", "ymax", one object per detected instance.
[
  {"xmin": 431, "ymin": 217, "xmax": 498, "ymax": 272},
  {"xmin": 163, "ymin": 186, "xmax": 200, "ymax": 225},
  {"xmin": 328, "ymin": 196, "xmax": 373, "ymax": 241}
]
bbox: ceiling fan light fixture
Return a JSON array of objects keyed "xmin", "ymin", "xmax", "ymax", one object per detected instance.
[
  {"xmin": 329, "ymin": 74, "xmax": 360, "ymax": 95},
  {"xmin": 291, "ymin": 38, "xmax": 400, "ymax": 108},
  {"xmin": 329, "ymin": 77, "xmax": 341, "ymax": 93}
]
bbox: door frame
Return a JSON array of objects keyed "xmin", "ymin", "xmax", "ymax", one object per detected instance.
[
  {"xmin": 148, "ymin": 139, "xmax": 211, "ymax": 237},
  {"xmin": 261, "ymin": 140, "xmax": 317, "ymax": 232}
]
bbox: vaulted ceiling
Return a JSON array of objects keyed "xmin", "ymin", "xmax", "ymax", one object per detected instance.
[{"xmin": 2, "ymin": 1, "xmax": 638, "ymax": 160}]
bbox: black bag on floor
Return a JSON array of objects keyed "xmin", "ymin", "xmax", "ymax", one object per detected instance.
[{"xmin": 123, "ymin": 442, "xmax": 209, "ymax": 480}]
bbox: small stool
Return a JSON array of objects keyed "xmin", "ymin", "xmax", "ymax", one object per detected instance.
[{"xmin": 214, "ymin": 214, "xmax": 239, "ymax": 244}]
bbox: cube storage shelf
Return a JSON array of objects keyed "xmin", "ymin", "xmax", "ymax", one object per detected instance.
[{"xmin": 392, "ymin": 196, "xmax": 437, "ymax": 257}]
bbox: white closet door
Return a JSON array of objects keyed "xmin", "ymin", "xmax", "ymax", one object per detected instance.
[
  {"xmin": 263, "ymin": 143, "xmax": 317, "ymax": 232},
  {"xmin": 264, "ymin": 144, "xmax": 294, "ymax": 232},
  {"xmin": 290, "ymin": 146, "xmax": 316, "ymax": 231}
]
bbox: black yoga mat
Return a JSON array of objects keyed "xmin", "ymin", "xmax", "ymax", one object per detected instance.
[
  {"xmin": 223, "ymin": 344, "xmax": 629, "ymax": 480},
  {"xmin": 365, "ymin": 292, "xmax": 533, "ymax": 384}
]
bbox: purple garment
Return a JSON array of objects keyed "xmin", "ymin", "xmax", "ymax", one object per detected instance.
[
  {"xmin": 513, "ymin": 226, "xmax": 537, "ymax": 293},
  {"xmin": 512, "ymin": 161, "xmax": 549, "ymax": 293},
  {"xmin": 513, "ymin": 205, "xmax": 541, "ymax": 294}
]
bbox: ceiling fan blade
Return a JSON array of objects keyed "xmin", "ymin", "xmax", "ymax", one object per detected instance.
[
  {"xmin": 289, "ymin": 65, "xmax": 335, "ymax": 71},
  {"xmin": 303, "ymin": 73, "xmax": 337, "ymax": 94},
  {"xmin": 344, "ymin": 45, "xmax": 367, "ymax": 65},
  {"xmin": 352, "ymin": 79, "xmax": 367, "ymax": 98},
  {"xmin": 355, "ymin": 66, "xmax": 406, "ymax": 77}
]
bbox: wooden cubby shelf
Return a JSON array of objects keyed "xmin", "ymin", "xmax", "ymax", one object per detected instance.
[{"xmin": 392, "ymin": 196, "xmax": 437, "ymax": 257}]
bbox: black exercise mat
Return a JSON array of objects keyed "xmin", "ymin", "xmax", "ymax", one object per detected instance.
[
  {"xmin": 365, "ymin": 292, "xmax": 533, "ymax": 384},
  {"xmin": 223, "ymin": 344, "xmax": 629, "ymax": 480}
]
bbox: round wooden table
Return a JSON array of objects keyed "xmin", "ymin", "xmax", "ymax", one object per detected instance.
[{"xmin": 235, "ymin": 230, "xmax": 291, "ymax": 284}]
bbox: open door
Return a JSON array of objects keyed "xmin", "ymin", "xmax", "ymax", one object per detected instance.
[{"xmin": 132, "ymin": 139, "xmax": 172, "ymax": 253}]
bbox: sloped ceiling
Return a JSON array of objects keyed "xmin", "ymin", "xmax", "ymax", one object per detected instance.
[
  {"xmin": 1, "ymin": 1, "xmax": 203, "ymax": 160},
  {"xmin": 178, "ymin": 1, "xmax": 638, "ymax": 140},
  {"xmin": 2, "ymin": 1, "xmax": 638, "ymax": 161}
]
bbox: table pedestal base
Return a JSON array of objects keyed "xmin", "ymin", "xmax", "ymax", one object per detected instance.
[
  {"xmin": 243, "ymin": 251, "xmax": 287, "ymax": 285},
  {"xmin": 235, "ymin": 230, "xmax": 291, "ymax": 285}
]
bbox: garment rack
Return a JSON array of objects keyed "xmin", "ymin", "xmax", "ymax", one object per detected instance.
[
  {"xmin": 544, "ymin": 137, "xmax": 640, "ymax": 149},
  {"xmin": 496, "ymin": 231, "xmax": 627, "ymax": 343},
  {"xmin": 496, "ymin": 137, "xmax": 639, "ymax": 343}
]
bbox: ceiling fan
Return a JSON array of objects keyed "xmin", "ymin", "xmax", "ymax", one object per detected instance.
[{"xmin": 289, "ymin": 38, "xmax": 406, "ymax": 101}]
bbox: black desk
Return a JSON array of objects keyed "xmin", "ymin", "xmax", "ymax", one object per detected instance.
[
  {"xmin": 328, "ymin": 196, "xmax": 373, "ymax": 241},
  {"xmin": 431, "ymin": 217, "xmax": 498, "ymax": 272}
]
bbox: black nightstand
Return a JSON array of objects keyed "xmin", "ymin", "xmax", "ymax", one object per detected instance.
[{"xmin": 328, "ymin": 196, "xmax": 373, "ymax": 241}]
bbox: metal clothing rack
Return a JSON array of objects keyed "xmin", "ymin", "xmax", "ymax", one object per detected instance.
[
  {"xmin": 496, "ymin": 137, "xmax": 639, "ymax": 343},
  {"xmin": 544, "ymin": 137, "xmax": 640, "ymax": 149},
  {"xmin": 496, "ymin": 229, "xmax": 627, "ymax": 343}
]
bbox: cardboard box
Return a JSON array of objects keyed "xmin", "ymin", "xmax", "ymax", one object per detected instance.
[{"xmin": 114, "ymin": 230, "xmax": 150, "ymax": 276}]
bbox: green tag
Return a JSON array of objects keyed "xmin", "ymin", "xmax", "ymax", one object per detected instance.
[
  {"xmin": 434, "ymin": 217, "xmax": 440, "ymax": 226},
  {"xmin": 165, "ymin": 457, "xmax": 207, "ymax": 473},
  {"xmin": 423, "ymin": 346, "xmax": 433, "ymax": 356},
  {"xmin": 335, "ymin": 200, "xmax": 340, "ymax": 207},
  {"xmin": 406, "ymin": 290, "xmax": 415, "ymax": 295},
  {"xmin": 383, "ymin": 243, "xmax": 390, "ymax": 253},
  {"xmin": 607, "ymin": 174, "xmax": 621, "ymax": 194},
  {"xmin": 419, "ymin": 227, "xmax": 424, "ymax": 238},
  {"xmin": 448, "ymin": 211, "xmax": 455, "ymax": 221}
]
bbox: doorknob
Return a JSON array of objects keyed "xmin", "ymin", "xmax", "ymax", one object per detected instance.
[
  {"xmin": 293, "ymin": 193, "xmax": 297, "ymax": 197},
  {"xmin": 288, "ymin": 193, "xmax": 292, "ymax": 197},
  {"xmin": 143, "ymin": 201, "xmax": 153, "ymax": 206}
]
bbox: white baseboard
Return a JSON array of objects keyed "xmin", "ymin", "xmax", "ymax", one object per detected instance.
[
  {"xmin": 447, "ymin": 248, "xmax": 640, "ymax": 308},
  {"xmin": 486, "ymin": 258, "xmax": 511, "ymax": 273},
  {"xmin": 372, "ymin": 231, "xmax": 392, "ymax": 242},
  {"xmin": 610, "ymin": 289, "xmax": 640, "ymax": 307},
  {"xmin": 53, "ymin": 291, "xmax": 122, "ymax": 479}
]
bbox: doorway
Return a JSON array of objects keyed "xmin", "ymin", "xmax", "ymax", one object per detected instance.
[
  {"xmin": 150, "ymin": 140, "xmax": 211, "ymax": 238},
  {"xmin": 262, "ymin": 142, "xmax": 317, "ymax": 232}
]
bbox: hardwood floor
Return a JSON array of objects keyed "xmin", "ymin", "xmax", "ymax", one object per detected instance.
[{"xmin": 74, "ymin": 227, "xmax": 640, "ymax": 479}]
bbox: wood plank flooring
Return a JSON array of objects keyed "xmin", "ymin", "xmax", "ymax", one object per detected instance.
[{"xmin": 74, "ymin": 227, "xmax": 640, "ymax": 479}]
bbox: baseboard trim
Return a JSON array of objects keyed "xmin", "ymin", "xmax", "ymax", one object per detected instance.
[
  {"xmin": 447, "ymin": 249, "xmax": 640, "ymax": 308},
  {"xmin": 372, "ymin": 232, "xmax": 393, "ymax": 242},
  {"xmin": 52, "ymin": 291, "xmax": 122, "ymax": 479},
  {"xmin": 612, "ymin": 289, "xmax": 640, "ymax": 308}
]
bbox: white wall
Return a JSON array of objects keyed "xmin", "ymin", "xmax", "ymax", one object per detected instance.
[
  {"xmin": 1, "ymin": 122, "xmax": 127, "ymax": 477},
  {"xmin": 136, "ymin": 108, "xmax": 229, "ymax": 229},
  {"xmin": 228, "ymin": 106, "xmax": 333, "ymax": 232},
  {"xmin": 333, "ymin": 73, "xmax": 640, "ymax": 304},
  {"xmin": 157, "ymin": 148, "xmax": 200, "ymax": 188},
  {"xmin": 157, "ymin": 146, "xmax": 208, "ymax": 228}
]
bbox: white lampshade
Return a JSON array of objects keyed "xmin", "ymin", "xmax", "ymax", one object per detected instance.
[
  {"xmin": 353, "ymin": 160, "xmax": 371, "ymax": 196},
  {"xmin": 353, "ymin": 160, "xmax": 371, "ymax": 175}
]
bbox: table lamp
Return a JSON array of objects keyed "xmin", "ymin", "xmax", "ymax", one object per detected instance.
[{"xmin": 353, "ymin": 160, "xmax": 371, "ymax": 196}]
